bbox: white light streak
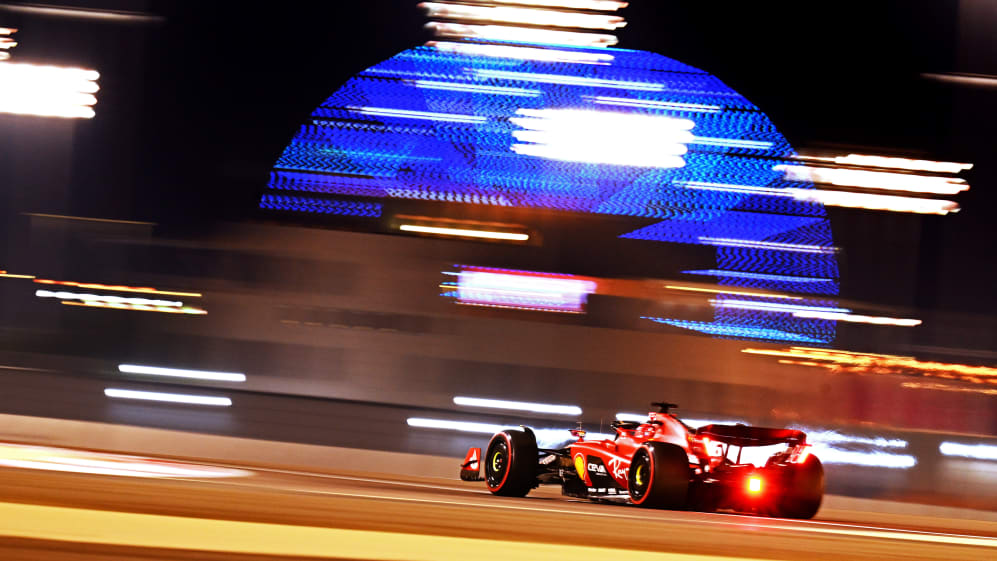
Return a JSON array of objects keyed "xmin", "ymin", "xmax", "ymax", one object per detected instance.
[
  {"xmin": 118, "ymin": 364, "xmax": 246, "ymax": 383},
  {"xmin": 0, "ymin": 61, "xmax": 100, "ymax": 119},
  {"xmin": 421, "ymin": 2, "xmax": 626, "ymax": 30},
  {"xmin": 410, "ymin": 79, "xmax": 540, "ymax": 97},
  {"xmin": 588, "ymin": 96, "xmax": 719, "ymax": 113},
  {"xmin": 615, "ymin": 412, "xmax": 648, "ymax": 423},
  {"xmin": 0, "ymin": 443, "xmax": 248, "ymax": 479},
  {"xmin": 698, "ymin": 237, "xmax": 838, "ymax": 254},
  {"xmin": 454, "ymin": 396, "xmax": 582, "ymax": 416},
  {"xmin": 427, "ymin": 22, "xmax": 617, "ymax": 47},
  {"xmin": 473, "ymin": 68, "xmax": 664, "ymax": 91},
  {"xmin": 510, "ymin": 108, "xmax": 693, "ymax": 168},
  {"xmin": 682, "ymin": 269, "xmax": 834, "ymax": 283},
  {"xmin": 488, "ymin": 0, "xmax": 628, "ymax": 11},
  {"xmin": 812, "ymin": 446, "xmax": 917, "ymax": 469},
  {"xmin": 921, "ymin": 72, "xmax": 997, "ymax": 88},
  {"xmin": 711, "ymin": 299, "xmax": 850, "ymax": 314},
  {"xmin": 407, "ymin": 417, "xmax": 505, "ymax": 434},
  {"xmin": 792, "ymin": 310, "xmax": 922, "ymax": 327},
  {"xmin": 104, "ymin": 389, "xmax": 232, "ymax": 407},
  {"xmin": 664, "ymin": 284, "xmax": 803, "ymax": 300},
  {"xmin": 939, "ymin": 441, "xmax": 997, "ymax": 461},
  {"xmin": 787, "ymin": 188, "xmax": 960, "ymax": 215},
  {"xmin": 432, "ymin": 41, "xmax": 613, "ymax": 64},
  {"xmin": 456, "ymin": 270, "xmax": 596, "ymax": 313},
  {"xmin": 36, "ymin": 289, "xmax": 181, "ymax": 308},
  {"xmin": 832, "ymin": 154, "xmax": 973, "ymax": 174},
  {"xmin": 400, "ymin": 224, "xmax": 528, "ymax": 241},
  {"xmin": 691, "ymin": 136, "xmax": 774, "ymax": 150},
  {"xmin": 777, "ymin": 165, "xmax": 969, "ymax": 195},
  {"xmin": 798, "ymin": 428, "xmax": 908, "ymax": 449},
  {"xmin": 679, "ymin": 181, "xmax": 788, "ymax": 197},
  {"xmin": 349, "ymin": 106, "xmax": 486, "ymax": 124}
]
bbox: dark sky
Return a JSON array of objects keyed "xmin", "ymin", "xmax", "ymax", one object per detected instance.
[{"xmin": 2, "ymin": 0, "xmax": 994, "ymax": 314}]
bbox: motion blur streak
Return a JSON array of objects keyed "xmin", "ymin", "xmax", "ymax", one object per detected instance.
[
  {"xmin": 400, "ymin": 224, "xmax": 529, "ymax": 241},
  {"xmin": 0, "ymin": 3, "xmax": 164, "ymax": 23},
  {"xmin": 698, "ymin": 237, "xmax": 838, "ymax": 254},
  {"xmin": 799, "ymin": 429, "xmax": 908, "ymax": 449},
  {"xmin": 792, "ymin": 310, "xmax": 922, "ymax": 326},
  {"xmin": 939, "ymin": 442, "xmax": 997, "ymax": 461},
  {"xmin": 488, "ymin": 0, "xmax": 629, "ymax": 10},
  {"xmin": 407, "ymin": 417, "xmax": 505, "ymax": 434},
  {"xmin": 410, "ymin": 79, "xmax": 541, "ymax": 96},
  {"xmin": 350, "ymin": 106, "xmax": 486, "ymax": 124},
  {"xmin": 788, "ymin": 188, "xmax": 960, "ymax": 215},
  {"xmin": 0, "ymin": 501, "xmax": 761, "ymax": 561},
  {"xmin": 103, "ymin": 389, "xmax": 232, "ymax": 407},
  {"xmin": 430, "ymin": 41, "xmax": 614, "ymax": 63},
  {"xmin": 0, "ymin": 443, "xmax": 249, "ymax": 478},
  {"xmin": 62, "ymin": 301, "xmax": 208, "ymax": 314},
  {"xmin": 118, "ymin": 364, "xmax": 246, "ymax": 383},
  {"xmin": 448, "ymin": 267, "xmax": 597, "ymax": 313},
  {"xmin": 711, "ymin": 299, "xmax": 849, "ymax": 314},
  {"xmin": 810, "ymin": 446, "xmax": 917, "ymax": 469},
  {"xmin": 511, "ymin": 108, "xmax": 693, "ymax": 168},
  {"xmin": 921, "ymin": 72, "xmax": 997, "ymax": 88},
  {"xmin": 777, "ymin": 165, "xmax": 968, "ymax": 195},
  {"xmin": 829, "ymin": 154, "xmax": 973, "ymax": 174},
  {"xmin": 590, "ymin": 95, "xmax": 719, "ymax": 112},
  {"xmin": 419, "ymin": 2, "xmax": 626, "ymax": 30},
  {"xmin": 453, "ymin": 396, "xmax": 582, "ymax": 415},
  {"xmin": 901, "ymin": 382, "xmax": 997, "ymax": 396},
  {"xmin": 471, "ymin": 68, "xmax": 666, "ymax": 91},
  {"xmin": 426, "ymin": 22, "xmax": 618, "ymax": 47},
  {"xmin": 664, "ymin": 285, "xmax": 803, "ymax": 300},
  {"xmin": 0, "ymin": 271, "xmax": 34, "ymax": 279},
  {"xmin": 0, "ymin": 59, "xmax": 100, "ymax": 118},
  {"xmin": 743, "ymin": 347, "xmax": 997, "ymax": 385},
  {"xmin": 34, "ymin": 278, "xmax": 202, "ymax": 297},
  {"xmin": 37, "ymin": 289, "xmax": 182, "ymax": 308}
]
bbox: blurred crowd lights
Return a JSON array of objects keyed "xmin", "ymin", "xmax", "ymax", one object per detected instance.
[
  {"xmin": 510, "ymin": 108, "xmax": 693, "ymax": 168},
  {"xmin": 37, "ymin": 289, "xmax": 183, "ymax": 308},
  {"xmin": 104, "ymin": 388, "xmax": 232, "ymax": 407},
  {"xmin": 0, "ymin": 32, "xmax": 100, "ymax": 118},
  {"xmin": 419, "ymin": 2, "xmax": 626, "ymax": 30},
  {"xmin": 118, "ymin": 364, "xmax": 246, "ymax": 383},
  {"xmin": 430, "ymin": 41, "xmax": 614, "ymax": 63},
  {"xmin": 939, "ymin": 441, "xmax": 997, "ymax": 462},
  {"xmin": 444, "ymin": 266, "xmax": 597, "ymax": 313},
  {"xmin": 454, "ymin": 396, "xmax": 582, "ymax": 415},
  {"xmin": 426, "ymin": 22, "xmax": 618, "ymax": 47},
  {"xmin": 743, "ymin": 347, "xmax": 997, "ymax": 386},
  {"xmin": 35, "ymin": 278, "xmax": 202, "ymax": 298}
]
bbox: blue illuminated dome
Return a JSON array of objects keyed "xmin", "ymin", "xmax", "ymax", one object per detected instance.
[{"xmin": 263, "ymin": 43, "xmax": 839, "ymax": 344}]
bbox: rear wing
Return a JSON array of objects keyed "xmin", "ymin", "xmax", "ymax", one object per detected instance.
[{"xmin": 696, "ymin": 424, "xmax": 806, "ymax": 447}]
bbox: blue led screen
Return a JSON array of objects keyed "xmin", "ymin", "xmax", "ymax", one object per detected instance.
[{"xmin": 264, "ymin": 42, "xmax": 840, "ymax": 344}]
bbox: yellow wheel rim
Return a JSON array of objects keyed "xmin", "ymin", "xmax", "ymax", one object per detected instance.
[
  {"xmin": 491, "ymin": 451, "xmax": 502, "ymax": 472},
  {"xmin": 635, "ymin": 465, "xmax": 644, "ymax": 486}
]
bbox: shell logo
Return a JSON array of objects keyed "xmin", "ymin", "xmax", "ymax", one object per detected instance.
[{"xmin": 574, "ymin": 453, "xmax": 587, "ymax": 479}]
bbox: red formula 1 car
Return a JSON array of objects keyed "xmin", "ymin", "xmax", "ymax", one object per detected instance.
[{"xmin": 460, "ymin": 402, "xmax": 824, "ymax": 519}]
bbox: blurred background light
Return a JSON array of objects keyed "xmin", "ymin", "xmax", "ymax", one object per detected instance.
[
  {"xmin": 444, "ymin": 266, "xmax": 597, "ymax": 313},
  {"xmin": 0, "ymin": 58, "xmax": 100, "ymax": 119},
  {"xmin": 118, "ymin": 364, "xmax": 247, "ymax": 383},
  {"xmin": 103, "ymin": 389, "xmax": 232, "ymax": 407},
  {"xmin": 453, "ymin": 396, "xmax": 582, "ymax": 415},
  {"xmin": 939, "ymin": 442, "xmax": 997, "ymax": 461}
]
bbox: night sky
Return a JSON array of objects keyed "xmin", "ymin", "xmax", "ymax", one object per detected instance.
[{"xmin": 2, "ymin": 0, "xmax": 994, "ymax": 315}]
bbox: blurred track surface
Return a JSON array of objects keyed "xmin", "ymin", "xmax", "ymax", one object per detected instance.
[{"xmin": 0, "ymin": 450, "xmax": 995, "ymax": 560}]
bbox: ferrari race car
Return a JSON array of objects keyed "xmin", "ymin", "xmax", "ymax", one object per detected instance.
[{"xmin": 460, "ymin": 402, "xmax": 824, "ymax": 519}]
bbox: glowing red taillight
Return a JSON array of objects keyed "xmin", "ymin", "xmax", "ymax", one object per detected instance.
[{"xmin": 747, "ymin": 476, "xmax": 763, "ymax": 494}]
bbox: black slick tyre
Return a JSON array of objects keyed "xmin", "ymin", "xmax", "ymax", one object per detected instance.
[
  {"xmin": 774, "ymin": 455, "xmax": 824, "ymax": 519},
  {"xmin": 484, "ymin": 428, "xmax": 538, "ymax": 497},
  {"xmin": 627, "ymin": 442, "xmax": 690, "ymax": 509}
]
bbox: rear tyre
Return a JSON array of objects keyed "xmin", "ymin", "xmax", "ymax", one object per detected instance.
[
  {"xmin": 484, "ymin": 428, "xmax": 538, "ymax": 497},
  {"xmin": 774, "ymin": 455, "xmax": 824, "ymax": 519},
  {"xmin": 627, "ymin": 442, "xmax": 690, "ymax": 509}
]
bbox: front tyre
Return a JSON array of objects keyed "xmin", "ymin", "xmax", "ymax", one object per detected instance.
[
  {"xmin": 774, "ymin": 455, "xmax": 824, "ymax": 519},
  {"xmin": 627, "ymin": 442, "xmax": 690, "ymax": 509},
  {"xmin": 484, "ymin": 428, "xmax": 538, "ymax": 497}
]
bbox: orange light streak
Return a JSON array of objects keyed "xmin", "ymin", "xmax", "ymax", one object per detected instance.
[
  {"xmin": 61, "ymin": 301, "xmax": 207, "ymax": 315},
  {"xmin": 664, "ymin": 284, "xmax": 802, "ymax": 300},
  {"xmin": 34, "ymin": 279, "xmax": 201, "ymax": 297}
]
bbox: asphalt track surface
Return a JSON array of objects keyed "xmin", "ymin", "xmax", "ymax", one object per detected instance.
[{"xmin": 0, "ymin": 449, "xmax": 995, "ymax": 560}]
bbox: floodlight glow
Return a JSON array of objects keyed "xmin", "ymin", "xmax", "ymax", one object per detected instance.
[
  {"xmin": 400, "ymin": 224, "xmax": 528, "ymax": 241},
  {"xmin": 939, "ymin": 442, "xmax": 997, "ymax": 461},
  {"xmin": 118, "ymin": 364, "xmax": 246, "ymax": 383},
  {"xmin": 511, "ymin": 108, "xmax": 693, "ymax": 168},
  {"xmin": 104, "ymin": 389, "xmax": 232, "ymax": 407},
  {"xmin": 0, "ymin": 61, "xmax": 99, "ymax": 118},
  {"xmin": 454, "ymin": 396, "xmax": 582, "ymax": 415},
  {"xmin": 420, "ymin": 2, "xmax": 626, "ymax": 30}
]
